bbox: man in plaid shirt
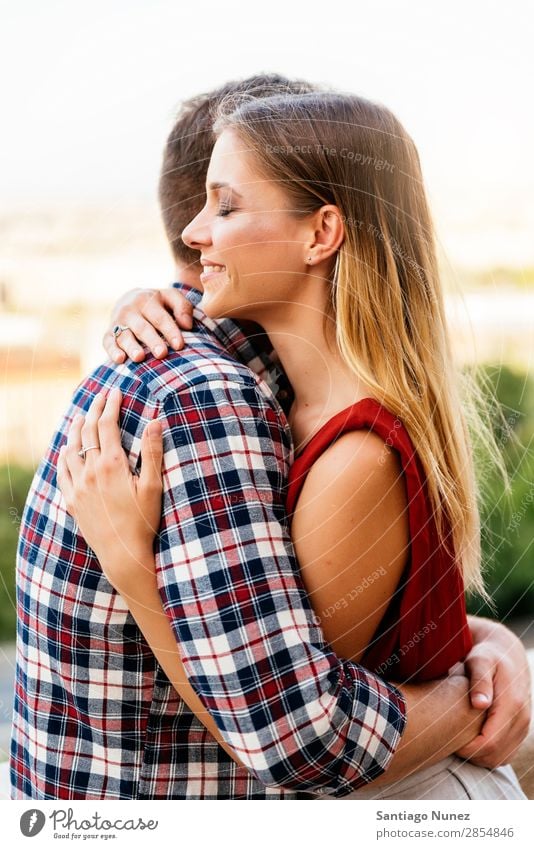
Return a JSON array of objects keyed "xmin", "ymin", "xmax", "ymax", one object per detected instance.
[{"xmin": 10, "ymin": 76, "xmax": 531, "ymax": 800}]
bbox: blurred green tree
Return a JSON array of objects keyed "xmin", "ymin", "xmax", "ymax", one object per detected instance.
[
  {"xmin": 0, "ymin": 465, "xmax": 35, "ymax": 641},
  {"xmin": 469, "ymin": 364, "xmax": 534, "ymax": 620}
]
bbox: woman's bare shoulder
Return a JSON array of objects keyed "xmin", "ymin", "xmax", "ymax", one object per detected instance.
[
  {"xmin": 301, "ymin": 427, "xmax": 405, "ymax": 509},
  {"xmin": 291, "ymin": 429, "xmax": 410, "ymax": 661}
]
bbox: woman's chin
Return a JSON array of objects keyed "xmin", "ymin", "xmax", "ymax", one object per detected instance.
[
  {"xmin": 200, "ymin": 282, "xmax": 233, "ymax": 319},
  {"xmin": 200, "ymin": 280, "xmax": 260, "ymax": 322},
  {"xmin": 200, "ymin": 278, "xmax": 245, "ymax": 319}
]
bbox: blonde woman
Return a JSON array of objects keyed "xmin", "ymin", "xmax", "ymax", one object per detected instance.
[{"xmin": 59, "ymin": 91, "xmax": 527, "ymax": 798}]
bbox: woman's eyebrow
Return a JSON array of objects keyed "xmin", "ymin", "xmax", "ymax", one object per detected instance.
[{"xmin": 208, "ymin": 181, "xmax": 243, "ymax": 198}]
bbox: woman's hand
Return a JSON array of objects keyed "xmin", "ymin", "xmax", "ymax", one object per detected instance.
[
  {"xmin": 103, "ymin": 287, "xmax": 194, "ymax": 364},
  {"xmin": 57, "ymin": 388, "xmax": 164, "ymax": 590}
]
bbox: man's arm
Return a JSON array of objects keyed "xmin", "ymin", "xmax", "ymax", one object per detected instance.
[
  {"xmin": 116, "ymin": 563, "xmax": 485, "ymax": 789},
  {"xmin": 381, "ymin": 617, "xmax": 532, "ymax": 783},
  {"xmin": 142, "ymin": 374, "xmax": 487, "ymax": 797}
]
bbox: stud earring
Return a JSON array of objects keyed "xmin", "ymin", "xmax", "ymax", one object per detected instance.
[{"xmin": 307, "ymin": 256, "xmax": 313, "ymax": 264}]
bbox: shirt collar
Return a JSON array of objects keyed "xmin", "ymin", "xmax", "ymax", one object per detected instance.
[
  {"xmin": 171, "ymin": 280, "xmax": 253, "ymax": 357},
  {"xmin": 171, "ymin": 280, "xmax": 203, "ymax": 307}
]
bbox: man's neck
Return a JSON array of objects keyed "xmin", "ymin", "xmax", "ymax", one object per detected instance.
[{"xmin": 174, "ymin": 262, "xmax": 202, "ymax": 291}]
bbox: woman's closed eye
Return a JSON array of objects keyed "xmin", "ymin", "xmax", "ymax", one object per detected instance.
[
  {"xmin": 217, "ymin": 200, "xmax": 235, "ymax": 217},
  {"xmin": 216, "ymin": 188, "xmax": 239, "ymax": 217}
]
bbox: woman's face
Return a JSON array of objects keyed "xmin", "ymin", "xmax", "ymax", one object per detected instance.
[{"xmin": 182, "ymin": 129, "xmax": 314, "ymax": 322}]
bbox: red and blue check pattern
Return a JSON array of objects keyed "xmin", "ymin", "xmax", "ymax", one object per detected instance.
[{"xmin": 10, "ymin": 282, "xmax": 406, "ymax": 799}]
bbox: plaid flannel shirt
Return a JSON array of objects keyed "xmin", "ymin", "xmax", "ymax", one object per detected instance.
[{"xmin": 10, "ymin": 282, "xmax": 406, "ymax": 800}]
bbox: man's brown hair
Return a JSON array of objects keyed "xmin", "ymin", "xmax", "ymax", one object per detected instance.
[{"xmin": 158, "ymin": 73, "xmax": 317, "ymax": 268}]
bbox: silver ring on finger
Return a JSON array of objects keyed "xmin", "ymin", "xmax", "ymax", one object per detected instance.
[
  {"xmin": 77, "ymin": 445, "xmax": 100, "ymax": 459},
  {"xmin": 112, "ymin": 324, "xmax": 130, "ymax": 339}
]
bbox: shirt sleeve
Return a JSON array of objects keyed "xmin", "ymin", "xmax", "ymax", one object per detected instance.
[{"xmin": 154, "ymin": 374, "xmax": 407, "ymax": 797}]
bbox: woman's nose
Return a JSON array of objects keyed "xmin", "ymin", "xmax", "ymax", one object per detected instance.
[{"xmin": 182, "ymin": 211, "xmax": 210, "ymax": 250}]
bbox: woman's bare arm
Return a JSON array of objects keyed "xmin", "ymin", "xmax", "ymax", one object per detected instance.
[
  {"xmin": 117, "ymin": 564, "xmax": 244, "ymax": 767},
  {"xmin": 291, "ymin": 428, "xmax": 410, "ymax": 661}
]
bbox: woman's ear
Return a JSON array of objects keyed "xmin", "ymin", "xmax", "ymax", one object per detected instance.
[{"xmin": 306, "ymin": 205, "xmax": 345, "ymax": 266}]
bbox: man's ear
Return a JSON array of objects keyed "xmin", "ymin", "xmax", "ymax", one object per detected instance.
[{"xmin": 305, "ymin": 205, "xmax": 345, "ymax": 266}]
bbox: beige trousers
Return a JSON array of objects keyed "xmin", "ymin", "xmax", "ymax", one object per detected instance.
[{"xmin": 321, "ymin": 756, "xmax": 527, "ymax": 800}]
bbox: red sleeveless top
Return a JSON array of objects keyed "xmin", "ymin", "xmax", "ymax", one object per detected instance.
[{"xmin": 286, "ymin": 397, "xmax": 472, "ymax": 682}]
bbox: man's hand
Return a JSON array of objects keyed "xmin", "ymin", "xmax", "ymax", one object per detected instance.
[
  {"xmin": 454, "ymin": 616, "xmax": 532, "ymax": 767},
  {"xmin": 103, "ymin": 287, "xmax": 194, "ymax": 363}
]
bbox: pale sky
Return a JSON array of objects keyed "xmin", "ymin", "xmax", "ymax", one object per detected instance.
[{"xmin": 1, "ymin": 0, "xmax": 533, "ymax": 266}]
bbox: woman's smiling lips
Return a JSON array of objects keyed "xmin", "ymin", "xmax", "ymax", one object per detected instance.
[{"xmin": 200, "ymin": 261, "xmax": 227, "ymax": 285}]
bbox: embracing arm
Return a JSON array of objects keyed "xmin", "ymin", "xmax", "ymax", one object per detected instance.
[
  {"xmin": 119, "ymin": 548, "xmax": 526, "ymax": 785},
  {"xmin": 114, "ymin": 549, "xmax": 485, "ymax": 789},
  {"xmin": 115, "ymin": 564, "xmax": 505, "ymax": 783},
  {"xmin": 103, "ymin": 286, "xmax": 194, "ymax": 364},
  {"xmin": 103, "ymin": 285, "xmax": 276, "ymax": 375},
  {"xmin": 145, "ymin": 381, "xmax": 407, "ymax": 795},
  {"xmin": 115, "ymin": 565, "xmax": 243, "ymax": 766}
]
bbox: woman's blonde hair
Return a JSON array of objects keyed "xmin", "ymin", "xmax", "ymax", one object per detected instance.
[{"xmin": 215, "ymin": 91, "xmax": 503, "ymax": 596}]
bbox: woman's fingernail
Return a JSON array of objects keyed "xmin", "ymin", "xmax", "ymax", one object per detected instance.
[
  {"xmin": 155, "ymin": 345, "xmax": 165, "ymax": 358},
  {"xmin": 182, "ymin": 314, "xmax": 193, "ymax": 329},
  {"xmin": 172, "ymin": 337, "xmax": 181, "ymax": 349},
  {"xmin": 474, "ymin": 693, "xmax": 490, "ymax": 705}
]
